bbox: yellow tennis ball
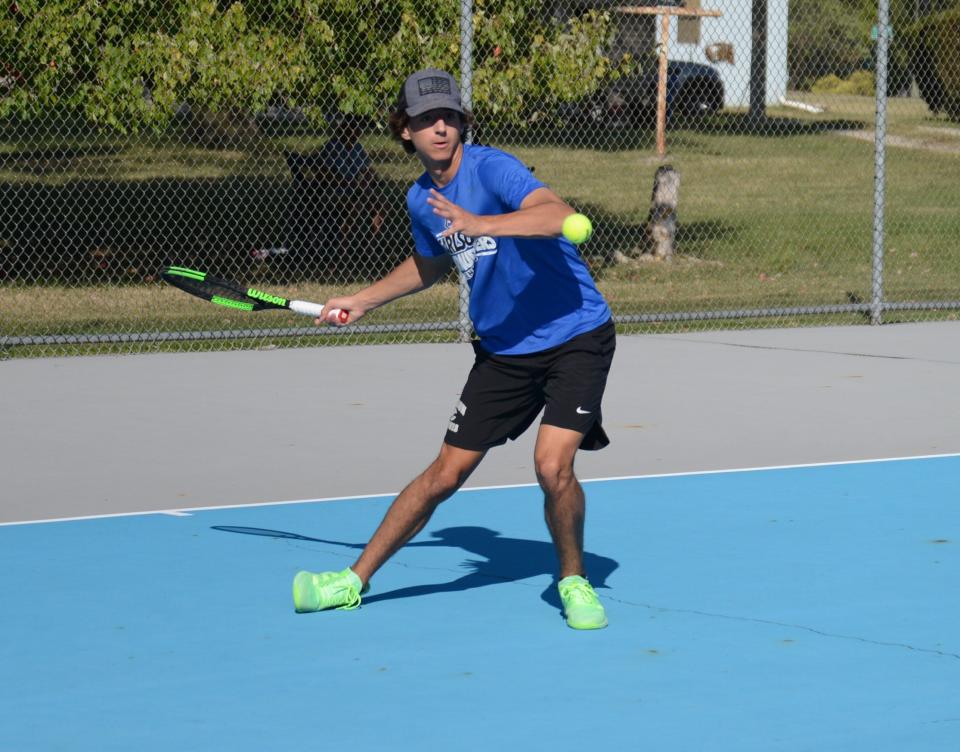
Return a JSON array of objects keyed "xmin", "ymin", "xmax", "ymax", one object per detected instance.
[{"xmin": 562, "ymin": 213, "xmax": 593, "ymax": 244}]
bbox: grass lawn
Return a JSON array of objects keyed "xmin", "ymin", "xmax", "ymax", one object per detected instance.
[{"xmin": 2, "ymin": 93, "xmax": 959, "ymax": 357}]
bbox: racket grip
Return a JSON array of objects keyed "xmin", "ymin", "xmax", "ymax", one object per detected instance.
[{"xmin": 289, "ymin": 300, "xmax": 348, "ymax": 323}]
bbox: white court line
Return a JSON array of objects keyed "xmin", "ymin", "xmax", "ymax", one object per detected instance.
[{"xmin": 2, "ymin": 451, "xmax": 958, "ymax": 528}]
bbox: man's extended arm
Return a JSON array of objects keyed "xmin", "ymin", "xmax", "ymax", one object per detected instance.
[
  {"xmin": 318, "ymin": 253, "xmax": 451, "ymax": 324},
  {"xmin": 427, "ymin": 186, "xmax": 573, "ymax": 240}
]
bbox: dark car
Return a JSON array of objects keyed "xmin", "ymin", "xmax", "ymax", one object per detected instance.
[{"xmin": 561, "ymin": 60, "xmax": 725, "ymax": 128}]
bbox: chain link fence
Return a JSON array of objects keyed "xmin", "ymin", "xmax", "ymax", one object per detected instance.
[{"xmin": 2, "ymin": 0, "xmax": 958, "ymax": 357}]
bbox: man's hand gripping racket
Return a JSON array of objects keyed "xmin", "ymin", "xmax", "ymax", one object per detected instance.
[{"xmin": 160, "ymin": 266, "xmax": 349, "ymax": 324}]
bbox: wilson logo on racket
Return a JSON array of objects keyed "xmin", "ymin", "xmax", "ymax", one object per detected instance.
[{"xmin": 246, "ymin": 288, "xmax": 288, "ymax": 307}]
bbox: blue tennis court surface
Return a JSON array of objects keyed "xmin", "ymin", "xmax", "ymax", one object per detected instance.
[{"xmin": 2, "ymin": 455, "xmax": 958, "ymax": 751}]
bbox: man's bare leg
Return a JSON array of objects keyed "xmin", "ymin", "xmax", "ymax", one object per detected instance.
[
  {"xmin": 350, "ymin": 442, "xmax": 485, "ymax": 585},
  {"xmin": 534, "ymin": 424, "xmax": 586, "ymax": 578},
  {"xmin": 535, "ymin": 424, "xmax": 608, "ymax": 628}
]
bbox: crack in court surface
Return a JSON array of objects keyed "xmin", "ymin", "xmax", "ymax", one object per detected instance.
[
  {"xmin": 601, "ymin": 596, "xmax": 960, "ymax": 661},
  {"xmin": 659, "ymin": 336, "xmax": 960, "ymax": 365}
]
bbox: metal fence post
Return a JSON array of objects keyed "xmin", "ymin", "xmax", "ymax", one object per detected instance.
[
  {"xmin": 457, "ymin": 0, "xmax": 474, "ymax": 343},
  {"xmin": 871, "ymin": 0, "xmax": 890, "ymax": 326},
  {"xmin": 9, "ymin": 1, "xmax": 960, "ymax": 356}
]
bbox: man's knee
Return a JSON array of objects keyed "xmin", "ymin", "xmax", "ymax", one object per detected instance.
[
  {"xmin": 535, "ymin": 453, "xmax": 576, "ymax": 495},
  {"xmin": 423, "ymin": 463, "xmax": 464, "ymax": 500},
  {"xmin": 534, "ymin": 425, "xmax": 583, "ymax": 495},
  {"xmin": 424, "ymin": 445, "xmax": 483, "ymax": 501}
]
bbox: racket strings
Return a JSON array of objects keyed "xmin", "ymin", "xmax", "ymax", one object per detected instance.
[{"xmin": 163, "ymin": 271, "xmax": 243, "ymax": 301}]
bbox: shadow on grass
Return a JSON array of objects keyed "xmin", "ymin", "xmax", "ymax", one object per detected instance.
[
  {"xmin": 0, "ymin": 116, "xmax": 764, "ymax": 286},
  {"xmin": 675, "ymin": 218, "xmax": 742, "ymax": 257},
  {"xmin": 573, "ymin": 200, "xmax": 741, "ymax": 272},
  {"xmin": 0, "ymin": 170, "xmax": 412, "ymax": 285},
  {"xmin": 696, "ymin": 112, "xmax": 868, "ymax": 137},
  {"xmin": 0, "ymin": 116, "xmax": 418, "ymax": 284},
  {"xmin": 479, "ymin": 111, "xmax": 868, "ymax": 151},
  {"xmin": 0, "ymin": 145, "xmax": 125, "ymax": 176}
]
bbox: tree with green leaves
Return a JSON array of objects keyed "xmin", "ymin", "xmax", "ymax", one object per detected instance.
[
  {"xmin": 787, "ymin": 0, "xmax": 876, "ymax": 90},
  {"xmin": 787, "ymin": 0, "xmax": 960, "ymax": 93},
  {"xmin": 1, "ymin": 0, "xmax": 630, "ymax": 134}
]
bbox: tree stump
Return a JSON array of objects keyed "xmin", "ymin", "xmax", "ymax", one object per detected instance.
[{"xmin": 648, "ymin": 165, "xmax": 680, "ymax": 259}]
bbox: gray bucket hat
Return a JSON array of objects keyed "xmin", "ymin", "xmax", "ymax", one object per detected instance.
[{"xmin": 402, "ymin": 68, "xmax": 464, "ymax": 117}]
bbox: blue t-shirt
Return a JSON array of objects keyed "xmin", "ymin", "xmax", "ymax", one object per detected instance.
[{"xmin": 407, "ymin": 144, "xmax": 611, "ymax": 355}]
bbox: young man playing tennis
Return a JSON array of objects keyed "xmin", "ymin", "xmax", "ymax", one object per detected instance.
[{"xmin": 294, "ymin": 68, "xmax": 616, "ymax": 630}]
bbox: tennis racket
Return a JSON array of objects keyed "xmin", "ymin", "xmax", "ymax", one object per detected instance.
[{"xmin": 160, "ymin": 266, "xmax": 347, "ymax": 322}]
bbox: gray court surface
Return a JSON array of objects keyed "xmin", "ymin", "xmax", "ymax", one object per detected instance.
[{"xmin": 3, "ymin": 321, "xmax": 958, "ymax": 524}]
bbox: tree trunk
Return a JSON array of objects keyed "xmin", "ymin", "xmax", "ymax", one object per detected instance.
[
  {"xmin": 648, "ymin": 165, "xmax": 680, "ymax": 259},
  {"xmin": 749, "ymin": 0, "xmax": 768, "ymax": 122}
]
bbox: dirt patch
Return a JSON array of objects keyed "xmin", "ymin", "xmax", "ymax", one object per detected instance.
[{"xmin": 838, "ymin": 129, "xmax": 960, "ymax": 154}]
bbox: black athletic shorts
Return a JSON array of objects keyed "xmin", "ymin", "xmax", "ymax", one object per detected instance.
[{"xmin": 444, "ymin": 319, "xmax": 616, "ymax": 452}]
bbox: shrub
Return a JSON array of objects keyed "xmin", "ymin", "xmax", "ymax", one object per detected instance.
[{"xmin": 811, "ymin": 69, "xmax": 876, "ymax": 96}]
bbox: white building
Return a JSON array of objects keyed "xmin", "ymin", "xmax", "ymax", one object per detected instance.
[{"xmin": 609, "ymin": 0, "xmax": 790, "ymax": 109}]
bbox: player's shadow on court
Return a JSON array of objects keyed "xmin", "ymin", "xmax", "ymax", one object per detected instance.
[{"xmin": 212, "ymin": 525, "xmax": 619, "ymax": 613}]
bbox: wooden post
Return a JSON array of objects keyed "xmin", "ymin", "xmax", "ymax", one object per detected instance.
[
  {"xmin": 656, "ymin": 14, "xmax": 670, "ymax": 157},
  {"xmin": 616, "ymin": 6, "xmax": 722, "ymax": 158}
]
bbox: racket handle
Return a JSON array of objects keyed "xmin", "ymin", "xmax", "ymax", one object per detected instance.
[{"xmin": 289, "ymin": 300, "xmax": 348, "ymax": 323}]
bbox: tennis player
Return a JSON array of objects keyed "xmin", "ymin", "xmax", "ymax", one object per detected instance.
[{"xmin": 294, "ymin": 68, "xmax": 616, "ymax": 629}]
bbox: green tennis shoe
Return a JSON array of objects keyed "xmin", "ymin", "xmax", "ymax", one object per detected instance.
[
  {"xmin": 558, "ymin": 575, "xmax": 608, "ymax": 630},
  {"xmin": 292, "ymin": 567, "xmax": 367, "ymax": 613}
]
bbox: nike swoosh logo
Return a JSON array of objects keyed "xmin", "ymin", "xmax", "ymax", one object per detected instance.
[{"xmin": 576, "ymin": 407, "xmax": 591, "ymax": 415}]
